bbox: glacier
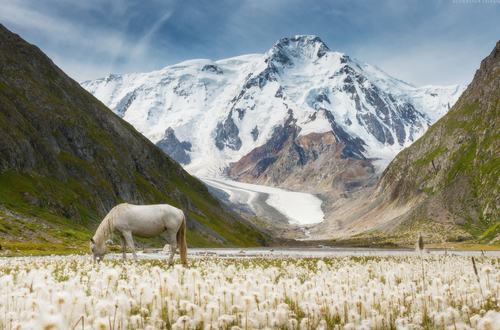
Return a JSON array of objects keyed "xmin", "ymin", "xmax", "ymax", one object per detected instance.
[{"xmin": 203, "ymin": 178, "xmax": 324, "ymax": 225}]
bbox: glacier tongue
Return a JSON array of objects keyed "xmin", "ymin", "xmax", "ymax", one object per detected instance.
[
  {"xmin": 81, "ymin": 35, "xmax": 466, "ymax": 178},
  {"xmin": 203, "ymin": 178, "xmax": 324, "ymax": 225}
]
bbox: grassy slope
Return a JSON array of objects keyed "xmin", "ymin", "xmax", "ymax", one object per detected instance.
[
  {"xmin": 363, "ymin": 41, "xmax": 500, "ymax": 245},
  {"xmin": 0, "ymin": 24, "xmax": 270, "ymax": 253}
]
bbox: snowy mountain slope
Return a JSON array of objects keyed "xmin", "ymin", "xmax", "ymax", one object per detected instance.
[{"xmin": 81, "ymin": 35, "xmax": 465, "ymax": 178}]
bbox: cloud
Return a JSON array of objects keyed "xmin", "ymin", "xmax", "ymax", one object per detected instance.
[
  {"xmin": 0, "ymin": 0, "xmax": 180, "ymax": 80},
  {"xmin": 0, "ymin": 0, "xmax": 498, "ymax": 86},
  {"xmin": 130, "ymin": 9, "xmax": 174, "ymax": 61},
  {"xmin": 0, "ymin": 2, "xmax": 127, "ymax": 64}
]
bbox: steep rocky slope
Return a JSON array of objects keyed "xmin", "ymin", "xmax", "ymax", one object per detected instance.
[
  {"xmin": 313, "ymin": 40, "xmax": 500, "ymax": 244},
  {"xmin": 0, "ymin": 24, "xmax": 269, "ymax": 248},
  {"xmin": 229, "ymin": 111, "xmax": 376, "ymax": 193}
]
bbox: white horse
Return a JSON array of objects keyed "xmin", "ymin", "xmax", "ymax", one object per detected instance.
[{"xmin": 90, "ymin": 203, "xmax": 187, "ymax": 265}]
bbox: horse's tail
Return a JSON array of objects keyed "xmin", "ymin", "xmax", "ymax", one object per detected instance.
[{"xmin": 177, "ymin": 211, "xmax": 187, "ymax": 264}]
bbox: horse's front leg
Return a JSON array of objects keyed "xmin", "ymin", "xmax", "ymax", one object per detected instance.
[
  {"xmin": 120, "ymin": 236, "xmax": 127, "ymax": 262},
  {"xmin": 123, "ymin": 232, "xmax": 139, "ymax": 263}
]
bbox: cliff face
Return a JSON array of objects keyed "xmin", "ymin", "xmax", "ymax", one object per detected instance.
[
  {"xmin": 313, "ymin": 41, "xmax": 500, "ymax": 244},
  {"xmin": 230, "ymin": 111, "xmax": 375, "ymax": 193},
  {"xmin": 0, "ymin": 24, "xmax": 268, "ymax": 247}
]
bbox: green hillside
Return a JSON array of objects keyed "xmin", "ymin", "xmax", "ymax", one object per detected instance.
[
  {"xmin": 367, "ymin": 40, "xmax": 500, "ymax": 245},
  {"xmin": 0, "ymin": 24, "xmax": 270, "ymax": 254}
]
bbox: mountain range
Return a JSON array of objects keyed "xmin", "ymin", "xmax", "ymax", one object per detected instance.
[
  {"xmin": 3, "ymin": 22, "xmax": 497, "ymax": 248},
  {"xmin": 82, "ymin": 36, "xmax": 465, "ymax": 192}
]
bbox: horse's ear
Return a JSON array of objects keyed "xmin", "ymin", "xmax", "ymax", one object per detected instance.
[{"xmin": 90, "ymin": 238, "xmax": 95, "ymax": 244}]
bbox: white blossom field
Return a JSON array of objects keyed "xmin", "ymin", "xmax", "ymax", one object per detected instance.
[{"xmin": 1, "ymin": 253, "xmax": 500, "ymax": 329}]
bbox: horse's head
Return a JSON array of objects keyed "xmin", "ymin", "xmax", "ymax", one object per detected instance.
[{"xmin": 90, "ymin": 238, "xmax": 106, "ymax": 263}]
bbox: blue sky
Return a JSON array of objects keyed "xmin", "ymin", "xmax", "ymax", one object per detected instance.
[{"xmin": 1, "ymin": 0, "xmax": 499, "ymax": 87}]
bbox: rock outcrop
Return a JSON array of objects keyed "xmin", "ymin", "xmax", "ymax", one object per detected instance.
[{"xmin": 156, "ymin": 127, "xmax": 192, "ymax": 164}]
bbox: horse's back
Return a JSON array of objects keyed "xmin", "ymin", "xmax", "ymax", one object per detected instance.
[{"xmin": 114, "ymin": 203, "xmax": 183, "ymax": 238}]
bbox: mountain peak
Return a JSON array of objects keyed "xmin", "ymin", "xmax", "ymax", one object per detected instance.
[
  {"xmin": 265, "ymin": 35, "xmax": 331, "ymax": 66},
  {"xmin": 468, "ymin": 40, "xmax": 500, "ymax": 91},
  {"xmin": 82, "ymin": 35, "xmax": 465, "ymax": 181},
  {"xmin": 275, "ymin": 35, "xmax": 328, "ymax": 48}
]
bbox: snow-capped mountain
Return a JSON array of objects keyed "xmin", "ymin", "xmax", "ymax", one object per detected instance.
[{"xmin": 81, "ymin": 35, "xmax": 465, "ymax": 179}]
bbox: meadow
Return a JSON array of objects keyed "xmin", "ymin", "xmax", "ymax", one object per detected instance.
[{"xmin": 0, "ymin": 252, "xmax": 499, "ymax": 330}]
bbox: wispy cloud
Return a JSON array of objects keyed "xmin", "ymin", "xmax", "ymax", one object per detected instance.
[
  {"xmin": 0, "ymin": 2, "xmax": 124, "ymax": 56},
  {"xmin": 130, "ymin": 9, "xmax": 174, "ymax": 61},
  {"xmin": 1, "ymin": 0, "xmax": 498, "ymax": 86}
]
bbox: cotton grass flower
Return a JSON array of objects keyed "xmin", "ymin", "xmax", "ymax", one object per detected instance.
[
  {"xmin": 4, "ymin": 253, "xmax": 500, "ymax": 329},
  {"xmin": 40, "ymin": 314, "xmax": 64, "ymax": 330}
]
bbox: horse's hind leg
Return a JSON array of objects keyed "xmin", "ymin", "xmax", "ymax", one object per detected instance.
[
  {"xmin": 123, "ymin": 232, "xmax": 139, "ymax": 263},
  {"xmin": 120, "ymin": 236, "xmax": 127, "ymax": 262},
  {"xmin": 167, "ymin": 231, "xmax": 178, "ymax": 266}
]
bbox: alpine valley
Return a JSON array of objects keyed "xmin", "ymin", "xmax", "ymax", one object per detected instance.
[{"xmin": 82, "ymin": 35, "xmax": 467, "ymax": 240}]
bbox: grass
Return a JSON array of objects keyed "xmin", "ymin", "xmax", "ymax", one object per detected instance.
[
  {"xmin": 0, "ymin": 165, "xmax": 269, "ymax": 251},
  {"xmin": 413, "ymin": 146, "xmax": 448, "ymax": 168},
  {"xmin": 446, "ymin": 141, "xmax": 477, "ymax": 184},
  {"xmin": 0, "ymin": 241, "xmax": 86, "ymax": 256}
]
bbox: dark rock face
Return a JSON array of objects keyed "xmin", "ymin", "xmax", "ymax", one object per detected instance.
[
  {"xmin": 201, "ymin": 64, "xmax": 223, "ymax": 75},
  {"xmin": 315, "ymin": 92, "xmax": 330, "ymax": 105},
  {"xmin": 275, "ymin": 86, "xmax": 284, "ymax": 99},
  {"xmin": 324, "ymin": 110, "xmax": 366, "ymax": 160},
  {"xmin": 0, "ymin": 24, "xmax": 269, "ymax": 247},
  {"xmin": 235, "ymin": 108, "xmax": 245, "ymax": 120},
  {"xmin": 156, "ymin": 127, "xmax": 192, "ymax": 165},
  {"xmin": 251, "ymin": 126, "xmax": 259, "ymax": 141},
  {"xmin": 243, "ymin": 65, "xmax": 278, "ymax": 90},
  {"xmin": 214, "ymin": 113, "xmax": 242, "ymax": 151},
  {"xmin": 115, "ymin": 90, "xmax": 136, "ymax": 117},
  {"xmin": 230, "ymin": 110, "xmax": 373, "ymax": 188},
  {"xmin": 230, "ymin": 110, "xmax": 299, "ymax": 179},
  {"xmin": 339, "ymin": 65, "xmax": 427, "ymax": 147},
  {"xmin": 266, "ymin": 36, "xmax": 331, "ymax": 66}
]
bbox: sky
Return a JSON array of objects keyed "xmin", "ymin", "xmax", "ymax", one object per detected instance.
[{"xmin": 0, "ymin": 0, "xmax": 499, "ymax": 87}]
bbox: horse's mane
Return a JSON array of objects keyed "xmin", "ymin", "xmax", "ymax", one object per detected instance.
[{"xmin": 94, "ymin": 204, "xmax": 119, "ymax": 247}]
